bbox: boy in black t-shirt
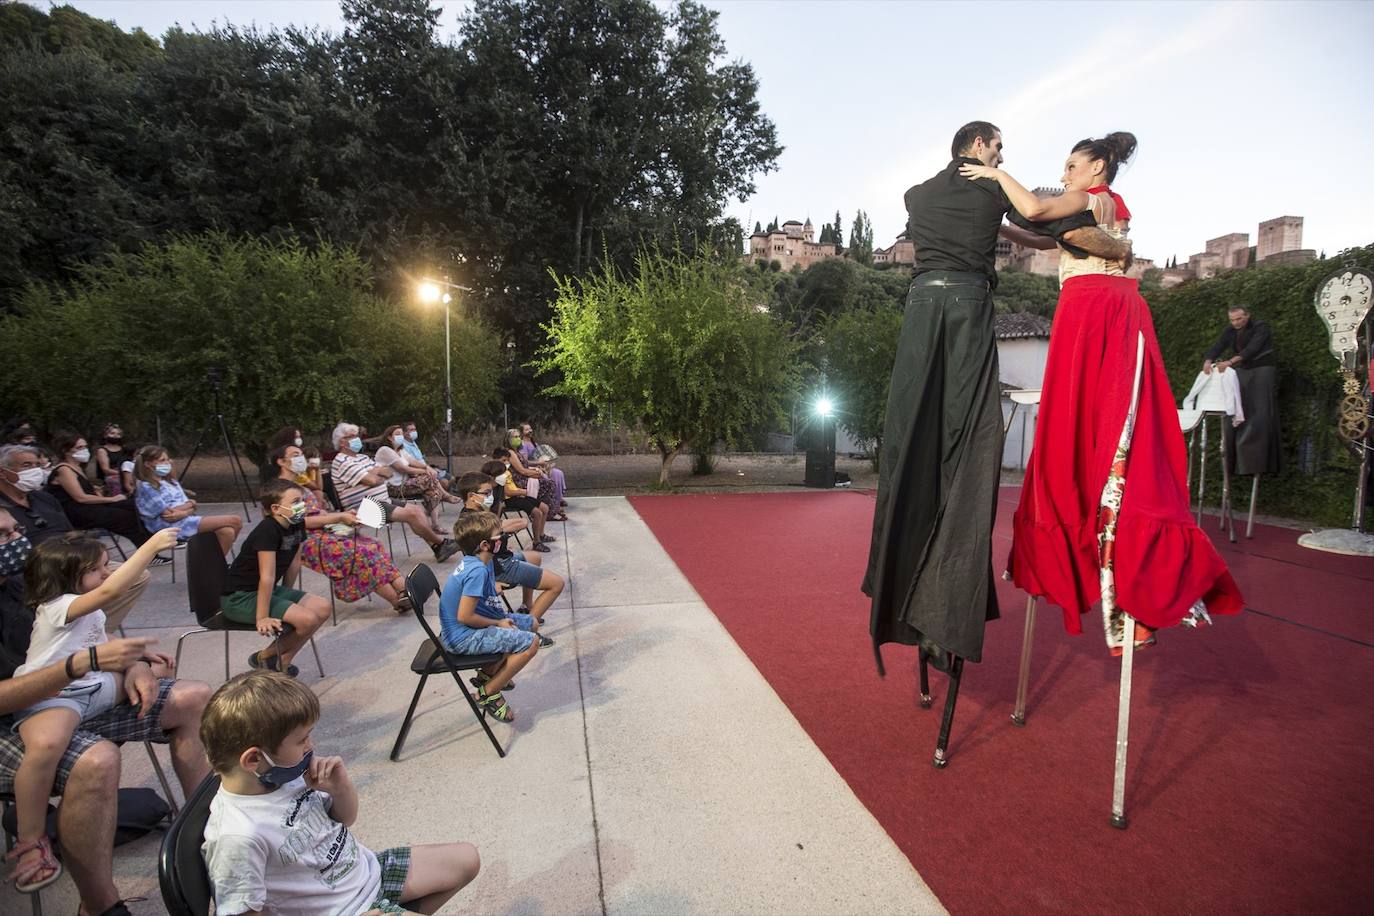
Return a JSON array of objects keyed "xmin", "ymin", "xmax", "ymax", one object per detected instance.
[{"xmin": 220, "ymin": 479, "xmax": 331, "ymax": 678}]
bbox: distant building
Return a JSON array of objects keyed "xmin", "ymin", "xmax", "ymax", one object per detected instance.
[
  {"xmin": 872, "ymin": 232, "xmax": 916, "ymax": 266},
  {"xmin": 1172, "ymin": 215, "xmax": 1314, "ymax": 284},
  {"xmin": 996, "ymin": 312, "xmax": 1053, "ymax": 470},
  {"xmin": 1257, "ymin": 216, "xmax": 1315, "ymax": 264},
  {"xmin": 745, "ymin": 217, "xmax": 842, "ymax": 271}
]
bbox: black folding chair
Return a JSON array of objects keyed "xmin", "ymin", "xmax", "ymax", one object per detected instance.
[
  {"xmin": 158, "ymin": 772, "xmax": 220, "ymax": 916},
  {"xmin": 326, "ymin": 471, "xmax": 412, "ymax": 559},
  {"xmin": 173, "ymin": 532, "xmax": 324, "ymax": 681},
  {"xmin": 391, "ymin": 564, "xmax": 506, "ymax": 761}
]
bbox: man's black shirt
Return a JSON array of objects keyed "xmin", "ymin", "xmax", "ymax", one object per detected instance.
[
  {"xmin": 0, "ymin": 490, "xmax": 73, "ymax": 546},
  {"xmin": 1206, "ymin": 319, "xmax": 1275, "ymax": 369},
  {"xmin": 905, "ymin": 157, "xmax": 1098, "ymax": 288}
]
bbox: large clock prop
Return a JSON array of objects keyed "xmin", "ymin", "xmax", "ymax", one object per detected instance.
[{"xmin": 1298, "ymin": 265, "xmax": 1374, "ymax": 556}]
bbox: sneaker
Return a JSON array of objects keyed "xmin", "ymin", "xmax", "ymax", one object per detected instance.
[
  {"xmin": 538, "ymin": 633, "xmax": 555, "ymax": 648},
  {"xmin": 433, "ymin": 539, "xmax": 460, "ymax": 562},
  {"xmin": 149, "ymin": 555, "xmax": 174, "ymax": 567},
  {"xmin": 248, "ymin": 651, "xmax": 300, "ymax": 678}
]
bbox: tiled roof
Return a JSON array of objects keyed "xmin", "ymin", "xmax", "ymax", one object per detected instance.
[{"xmin": 995, "ymin": 312, "xmax": 1052, "ymax": 340}]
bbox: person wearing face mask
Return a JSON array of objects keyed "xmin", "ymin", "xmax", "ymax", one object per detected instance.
[
  {"xmin": 517, "ymin": 423, "xmax": 568, "ymax": 519},
  {"xmin": 374, "ymin": 424, "xmax": 459, "ymax": 535},
  {"xmin": 132, "ymin": 446, "xmax": 244, "ymax": 557},
  {"xmin": 200, "ymin": 671, "xmax": 481, "ymax": 916},
  {"xmin": 481, "ymin": 457, "xmax": 551, "ymax": 552},
  {"xmin": 455, "ymin": 472, "xmax": 564, "ymax": 623},
  {"xmin": 46, "ymin": 431, "xmax": 159, "ymax": 553},
  {"xmin": 92, "ymin": 424, "xmax": 129, "ymax": 496},
  {"xmin": 329, "ymin": 422, "xmax": 460, "ymax": 563},
  {"xmin": 267, "ymin": 445, "xmax": 411, "ymax": 613},
  {"xmin": 218, "ymin": 481, "xmax": 331, "ymax": 677}
]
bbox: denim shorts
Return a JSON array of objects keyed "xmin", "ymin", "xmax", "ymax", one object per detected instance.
[
  {"xmin": 444, "ymin": 622, "xmax": 536, "ymax": 656},
  {"xmin": 12, "ymin": 671, "xmax": 120, "ymax": 732},
  {"xmin": 495, "ymin": 554, "xmax": 543, "ymax": 589}
]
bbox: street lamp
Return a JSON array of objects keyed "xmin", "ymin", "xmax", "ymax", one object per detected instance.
[{"xmin": 417, "ymin": 277, "xmax": 470, "ymax": 477}]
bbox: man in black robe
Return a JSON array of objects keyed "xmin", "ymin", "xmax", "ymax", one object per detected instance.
[
  {"xmin": 863, "ymin": 121, "xmax": 1131, "ymax": 673},
  {"xmin": 1204, "ymin": 305, "xmax": 1282, "ymax": 476}
]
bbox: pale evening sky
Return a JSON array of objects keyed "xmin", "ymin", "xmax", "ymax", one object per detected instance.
[{"xmin": 56, "ymin": 0, "xmax": 1374, "ymax": 266}]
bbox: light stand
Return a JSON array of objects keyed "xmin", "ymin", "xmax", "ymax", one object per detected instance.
[
  {"xmin": 420, "ymin": 277, "xmax": 473, "ymax": 478},
  {"xmin": 180, "ymin": 367, "xmax": 255, "ymax": 521}
]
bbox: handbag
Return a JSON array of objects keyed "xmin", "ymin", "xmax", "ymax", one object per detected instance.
[{"xmin": 3, "ymin": 787, "xmax": 172, "ymax": 847}]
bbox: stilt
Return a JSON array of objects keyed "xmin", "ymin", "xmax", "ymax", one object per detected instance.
[
  {"xmin": 1218, "ymin": 419, "xmax": 1237, "ymax": 543},
  {"xmin": 1011, "ymin": 595, "xmax": 1037, "ymax": 726},
  {"xmin": 918, "ymin": 648, "xmax": 932, "ymax": 708},
  {"xmin": 1110, "ymin": 613, "xmax": 1136, "ymax": 829},
  {"xmin": 1196, "ymin": 417, "xmax": 1209, "ymax": 527},
  {"xmin": 932, "ymin": 655, "xmax": 965, "ymax": 769},
  {"xmin": 1246, "ymin": 474, "xmax": 1260, "ymax": 539}
]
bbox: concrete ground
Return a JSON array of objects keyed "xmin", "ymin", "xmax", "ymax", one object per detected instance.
[{"xmin": 3, "ymin": 498, "xmax": 943, "ymax": 916}]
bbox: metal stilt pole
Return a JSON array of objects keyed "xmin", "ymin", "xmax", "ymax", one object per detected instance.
[
  {"xmin": 1185, "ymin": 427, "xmax": 1196, "ymax": 490},
  {"xmin": 1246, "ymin": 475, "xmax": 1260, "ymax": 539},
  {"xmin": 932, "ymin": 655, "xmax": 965, "ymax": 769},
  {"xmin": 1196, "ymin": 417, "xmax": 1209, "ymax": 526},
  {"xmin": 1110, "ymin": 614, "xmax": 1136, "ymax": 829},
  {"xmin": 917, "ymin": 649, "xmax": 932, "ymax": 708},
  {"xmin": 1012, "ymin": 595, "xmax": 1037, "ymax": 726},
  {"xmin": 1219, "ymin": 419, "xmax": 1236, "ymax": 543}
]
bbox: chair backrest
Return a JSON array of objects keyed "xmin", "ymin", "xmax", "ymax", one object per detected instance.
[
  {"xmin": 321, "ymin": 472, "xmax": 345, "ymax": 512},
  {"xmin": 158, "ymin": 772, "xmax": 221, "ymax": 916},
  {"xmin": 405, "ymin": 563, "xmax": 445, "ymax": 647},
  {"xmin": 185, "ymin": 531, "xmax": 229, "ymax": 626}
]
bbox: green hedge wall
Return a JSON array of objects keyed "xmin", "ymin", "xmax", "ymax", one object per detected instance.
[{"xmin": 1146, "ymin": 244, "xmax": 1374, "ymax": 526}]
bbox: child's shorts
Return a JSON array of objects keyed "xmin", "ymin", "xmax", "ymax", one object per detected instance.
[
  {"xmin": 13, "ymin": 671, "xmax": 119, "ymax": 732},
  {"xmin": 494, "ymin": 554, "xmax": 543, "ymax": 589},
  {"xmin": 445, "ymin": 621, "xmax": 536, "ymax": 656},
  {"xmin": 368, "ymin": 846, "xmax": 413, "ymax": 912},
  {"xmin": 219, "ymin": 586, "xmax": 308, "ymax": 624}
]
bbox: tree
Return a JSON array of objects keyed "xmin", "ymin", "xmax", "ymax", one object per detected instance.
[
  {"xmin": 819, "ymin": 223, "xmax": 833, "ymax": 244},
  {"xmin": 821, "ymin": 302, "xmax": 902, "ymax": 461},
  {"xmin": 993, "ymin": 270, "xmax": 1060, "ymax": 316},
  {"xmin": 847, "ymin": 210, "xmax": 873, "ymax": 265},
  {"xmin": 832, "ymin": 209, "xmax": 843, "ymax": 248},
  {"xmin": 538, "ymin": 247, "xmax": 799, "ymax": 484},
  {"xmin": 753, "ymin": 220, "xmax": 762, "ymax": 235}
]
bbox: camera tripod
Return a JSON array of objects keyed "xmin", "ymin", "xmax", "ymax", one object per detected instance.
[{"xmin": 180, "ymin": 370, "xmax": 255, "ymax": 521}]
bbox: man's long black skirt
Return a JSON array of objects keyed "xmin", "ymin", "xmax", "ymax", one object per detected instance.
[
  {"xmin": 862, "ymin": 271, "xmax": 1002, "ymax": 664},
  {"xmin": 1225, "ymin": 365, "xmax": 1282, "ymax": 476}
]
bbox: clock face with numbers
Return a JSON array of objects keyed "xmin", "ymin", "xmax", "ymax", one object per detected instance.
[{"xmin": 1315, "ymin": 268, "xmax": 1374, "ymax": 366}]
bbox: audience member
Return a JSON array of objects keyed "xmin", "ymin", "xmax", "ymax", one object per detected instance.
[
  {"xmin": 47, "ymin": 431, "xmax": 161, "ymax": 557},
  {"xmin": 219, "ymin": 480, "xmax": 331, "ymax": 678},
  {"xmin": 92, "ymin": 424, "xmax": 130, "ymax": 496},
  {"xmin": 2, "ymin": 419, "xmax": 38, "ymax": 446},
  {"xmin": 518, "ymin": 423, "xmax": 568, "ymax": 519},
  {"xmin": 400, "ymin": 421, "xmax": 447, "ymax": 481},
  {"xmin": 455, "ymin": 472, "xmax": 563, "ymax": 622},
  {"xmin": 132, "ymin": 445, "xmax": 243, "ymax": 556},
  {"xmin": 6, "ymin": 526, "xmax": 181, "ymax": 890},
  {"xmin": 0, "ymin": 446, "xmax": 151, "ymax": 631},
  {"xmin": 375, "ymin": 424, "xmax": 459, "ymax": 533},
  {"xmin": 200, "ymin": 671, "xmax": 480, "ymax": 915},
  {"xmin": 0, "ymin": 505, "xmax": 211, "ymax": 915},
  {"xmin": 330, "ymin": 422, "xmax": 459, "ymax": 563},
  {"xmin": 268, "ymin": 444, "xmax": 411, "ymax": 613},
  {"xmin": 490, "ymin": 449, "xmax": 553, "ymax": 551},
  {"xmin": 439, "ymin": 512, "xmax": 547, "ymax": 723}
]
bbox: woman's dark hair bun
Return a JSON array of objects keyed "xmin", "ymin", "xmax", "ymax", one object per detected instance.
[
  {"xmin": 1071, "ymin": 131, "xmax": 1137, "ymax": 183},
  {"xmin": 1103, "ymin": 131, "xmax": 1137, "ymax": 166}
]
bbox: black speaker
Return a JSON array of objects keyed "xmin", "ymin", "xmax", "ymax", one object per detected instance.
[{"xmin": 804, "ymin": 417, "xmax": 836, "ymax": 488}]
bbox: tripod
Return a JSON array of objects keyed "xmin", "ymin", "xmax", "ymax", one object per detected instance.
[{"xmin": 181, "ymin": 373, "xmax": 255, "ymax": 521}]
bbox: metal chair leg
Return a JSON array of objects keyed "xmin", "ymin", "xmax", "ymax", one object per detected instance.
[
  {"xmin": 390, "ymin": 672, "xmax": 430, "ymax": 761},
  {"xmin": 145, "ymin": 742, "xmax": 179, "ymax": 815},
  {"xmin": 173, "ymin": 627, "xmax": 210, "ymax": 678},
  {"xmin": 1219, "ymin": 424, "xmax": 1237, "ymax": 543},
  {"xmin": 307, "ymin": 637, "xmax": 325, "ymax": 678},
  {"xmin": 1111, "ymin": 613, "xmax": 1137, "ymax": 829},
  {"xmin": 445, "ymin": 668, "xmax": 506, "ymax": 758},
  {"xmin": 224, "ymin": 632, "xmax": 231, "ymax": 682},
  {"xmin": 1012, "ymin": 595, "xmax": 1037, "ymax": 726},
  {"xmin": 932, "ymin": 655, "xmax": 965, "ymax": 769},
  {"xmin": 1246, "ymin": 475, "xmax": 1260, "ymax": 538}
]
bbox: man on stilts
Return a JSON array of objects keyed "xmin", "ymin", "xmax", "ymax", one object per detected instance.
[{"xmin": 862, "ymin": 121, "xmax": 1130, "ymax": 768}]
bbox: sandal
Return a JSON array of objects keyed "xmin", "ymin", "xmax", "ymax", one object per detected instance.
[
  {"xmin": 477, "ymin": 687, "xmax": 513, "ymax": 722},
  {"xmin": 470, "ymin": 671, "xmax": 515, "ymax": 691},
  {"xmin": 395, "ymin": 591, "xmax": 414, "ymax": 615},
  {"xmin": 548, "ymin": 512, "xmax": 568, "ymax": 522},
  {"xmin": 539, "ymin": 534, "xmax": 557, "ymax": 543},
  {"xmin": 6, "ymin": 835, "xmax": 63, "ymax": 893},
  {"xmin": 532, "ymin": 543, "xmax": 551, "ymax": 553}
]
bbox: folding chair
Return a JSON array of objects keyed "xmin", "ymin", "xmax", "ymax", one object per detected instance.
[
  {"xmin": 158, "ymin": 772, "xmax": 220, "ymax": 916},
  {"xmin": 326, "ymin": 474, "xmax": 412, "ymax": 559},
  {"xmin": 500, "ymin": 506, "xmax": 532, "ymax": 550},
  {"xmin": 172, "ymin": 532, "xmax": 324, "ymax": 682},
  {"xmin": 390, "ymin": 564, "xmax": 506, "ymax": 761}
]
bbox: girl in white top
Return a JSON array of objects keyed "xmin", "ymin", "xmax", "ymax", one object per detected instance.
[{"xmin": 6, "ymin": 525, "xmax": 179, "ymax": 892}]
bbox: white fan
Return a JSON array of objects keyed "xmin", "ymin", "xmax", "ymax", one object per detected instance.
[{"xmin": 356, "ymin": 497, "xmax": 385, "ymax": 529}]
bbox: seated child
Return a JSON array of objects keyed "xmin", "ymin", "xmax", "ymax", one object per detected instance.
[
  {"xmin": 438, "ymin": 512, "xmax": 548, "ymax": 723},
  {"xmin": 479, "ymin": 458, "xmax": 549, "ymax": 553},
  {"xmin": 200, "ymin": 671, "xmax": 480, "ymax": 915},
  {"xmin": 132, "ymin": 445, "xmax": 243, "ymax": 556},
  {"xmin": 455, "ymin": 472, "xmax": 564, "ymax": 623},
  {"xmin": 6, "ymin": 525, "xmax": 180, "ymax": 892},
  {"xmin": 219, "ymin": 479, "xmax": 331, "ymax": 678}
]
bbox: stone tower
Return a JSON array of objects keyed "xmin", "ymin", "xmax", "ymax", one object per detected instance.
[{"xmin": 1257, "ymin": 216, "xmax": 1303, "ymax": 261}]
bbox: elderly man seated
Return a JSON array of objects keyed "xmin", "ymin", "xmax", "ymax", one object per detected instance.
[
  {"xmin": 0, "ymin": 506, "xmax": 212, "ymax": 916},
  {"xmin": 329, "ymin": 422, "xmax": 460, "ymax": 563},
  {"xmin": 0, "ymin": 445, "xmax": 149, "ymax": 631}
]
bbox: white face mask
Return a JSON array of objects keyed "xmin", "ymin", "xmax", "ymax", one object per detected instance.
[
  {"xmin": 495, "ymin": 473, "xmax": 509, "ymax": 486},
  {"xmin": 289, "ymin": 455, "xmax": 308, "ymax": 474},
  {"xmin": 14, "ymin": 467, "xmax": 48, "ymax": 492},
  {"xmin": 294, "ymin": 437, "xmax": 303, "ymax": 447},
  {"xmin": 308, "ymin": 457, "xmax": 321, "ymax": 468},
  {"xmin": 71, "ymin": 448, "xmax": 91, "ymax": 463}
]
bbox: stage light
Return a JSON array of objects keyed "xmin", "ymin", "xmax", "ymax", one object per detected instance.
[
  {"xmin": 419, "ymin": 282, "xmax": 441, "ymax": 303},
  {"xmin": 815, "ymin": 397, "xmax": 834, "ymax": 418}
]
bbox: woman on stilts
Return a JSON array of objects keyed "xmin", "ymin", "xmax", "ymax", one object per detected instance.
[{"xmin": 962, "ymin": 132, "xmax": 1243, "ymax": 653}]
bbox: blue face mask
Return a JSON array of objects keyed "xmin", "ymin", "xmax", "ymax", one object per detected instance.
[
  {"xmin": 257, "ymin": 748, "xmax": 313, "ymax": 789},
  {"xmin": 348, "ymin": 437, "xmax": 364, "ymax": 453},
  {"xmin": 154, "ymin": 463, "xmax": 173, "ymax": 477}
]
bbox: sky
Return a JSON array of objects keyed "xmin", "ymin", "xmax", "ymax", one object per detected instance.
[{"xmin": 55, "ymin": 0, "xmax": 1374, "ymax": 266}]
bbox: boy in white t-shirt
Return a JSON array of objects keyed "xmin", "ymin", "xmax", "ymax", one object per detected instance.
[{"xmin": 199, "ymin": 671, "xmax": 480, "ymax": 915}]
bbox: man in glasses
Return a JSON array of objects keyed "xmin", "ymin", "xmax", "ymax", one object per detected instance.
[
  {"xmin": 0, "ymin": 444, "xmax": 149, "ymax": 631},
  {"xmin": 0, "ymin": 506, "xmax": 213, "ymax": 916}
]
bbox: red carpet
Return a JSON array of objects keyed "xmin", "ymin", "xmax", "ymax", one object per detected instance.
[{"xmin": 629, "ymin": 488, "xmax": 1374, "ymax": 915}]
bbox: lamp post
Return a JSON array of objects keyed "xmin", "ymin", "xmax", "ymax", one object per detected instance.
[{"xmin": 419, "ymin": 277, "xmax": 471, "ymax": 477}]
